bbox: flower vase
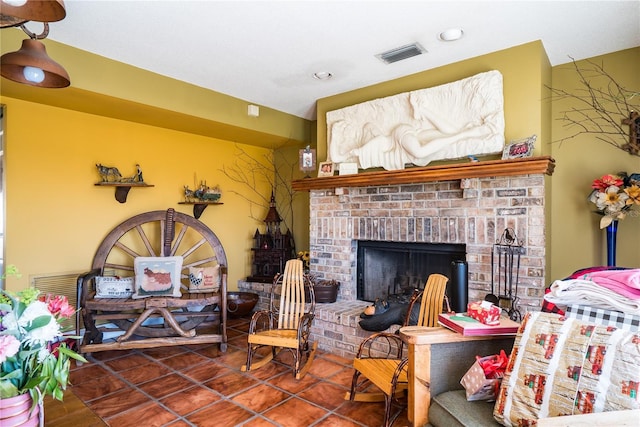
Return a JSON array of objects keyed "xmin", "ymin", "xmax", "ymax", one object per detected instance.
[
  {"xmin": 0, "ymin": 393, "xmax": 43, "ymax": 427},
  {"xmin": 606, "ymin": 220, "xmax": 618, "ymax": 267}
]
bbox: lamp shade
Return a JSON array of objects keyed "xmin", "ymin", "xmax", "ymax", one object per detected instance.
[
  {"xmin": 0, "ymin": 0, "xmax": 66, "ymax": 28},
  {"xmin": 0, "ymin": 38, "xmax": 69, "ymax": 87}
]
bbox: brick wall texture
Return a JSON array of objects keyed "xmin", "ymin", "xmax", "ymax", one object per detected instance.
[
  {"xmin": 309, "ymin": 175, "xmax": 547, "ymax": 309},
  {"xmin": 239, "ymin": 173, "xmax": 547, "ymax": 358}
]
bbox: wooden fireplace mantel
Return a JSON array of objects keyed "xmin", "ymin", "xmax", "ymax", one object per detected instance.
[{"xmin": 291, "ymin": 156, "xmax": 555, "ymax": 191}]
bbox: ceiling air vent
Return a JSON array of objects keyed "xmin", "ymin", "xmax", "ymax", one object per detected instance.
[{"xmin": 376, "ymin": 42, "xmax": 426, "ymax": 64}]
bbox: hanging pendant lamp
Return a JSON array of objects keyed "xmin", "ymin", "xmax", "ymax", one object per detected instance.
[
  {"xmin": 0, "ymin": 0, "xmax": 66, "ymax": 28},
  {"xmin": 0, "ymin": 22, "xmax": 70, "ymax": 88}
]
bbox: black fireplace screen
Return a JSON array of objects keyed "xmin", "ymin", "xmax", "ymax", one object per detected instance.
[{"xmin": 356, "ymin": 240, "xmax": 466, "ymax": 303}]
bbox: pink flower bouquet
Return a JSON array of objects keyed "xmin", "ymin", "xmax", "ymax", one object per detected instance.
[{"xmin": 0, "ymin": 271, "xmax": 86, "ymax": 403}]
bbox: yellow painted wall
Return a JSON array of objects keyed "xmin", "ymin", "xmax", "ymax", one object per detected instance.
[
  {"xmin": 1, "ymin": 40, "xmax": 637, "ymax": 295},
  {"xmin": 550, "ymin": 47, "xmax": 640, "ymax": 276},
  {"xmin": 1, "ymin": 96, "xmax": 274, "ymax": 292},
  {"xmin": 0, "ymin": 28, "xmax": 311, "ymax": 149},
  {"xmin": 316, "ymin": 41, "xmax": 549, "ymax": 163},
  {"xmin": 315, "ymin": 42, "xmax": 640, "ymax": 281}
]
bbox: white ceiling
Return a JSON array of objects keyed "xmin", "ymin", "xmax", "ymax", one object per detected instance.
[{"xmin": 46, "ymin": 0, "xmax": 640, "ymax": 120}]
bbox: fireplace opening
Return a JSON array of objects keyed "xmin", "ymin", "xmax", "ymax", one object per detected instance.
[{"xmin": 356, "ymin": 240, "xmax": 466, "ymax": 305}]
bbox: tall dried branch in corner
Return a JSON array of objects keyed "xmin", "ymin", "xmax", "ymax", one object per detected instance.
[
  {"xmin": 219, "ymin": 144, "xmax": 298, "ymax": 239},
  {"xmin": 547, "ymin": 58, "xmax": 639, "ymax": 155}
]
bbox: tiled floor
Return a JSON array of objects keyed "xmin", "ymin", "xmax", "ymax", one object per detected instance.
[{"xmin": 68, "ymin": 316, "xmax": 409, "ymax": 427}]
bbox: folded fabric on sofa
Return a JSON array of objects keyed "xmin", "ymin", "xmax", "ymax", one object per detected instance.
[{"xmin": 544, "ymin": 279, "xmax": 640, "ymax": 314}]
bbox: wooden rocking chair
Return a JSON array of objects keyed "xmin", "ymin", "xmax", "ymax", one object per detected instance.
[
  {"xmin": 345, "ymin": 273, "xmax": 449, "ymax": 427},
  {"xmin": 241, "ymin": 258, "xmax": 317, "ymax": 379}
]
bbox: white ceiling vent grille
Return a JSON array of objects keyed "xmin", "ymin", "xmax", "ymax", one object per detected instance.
[{"xmin": 376, "ymin": 43, "xmax": 427, "ymax": 64}]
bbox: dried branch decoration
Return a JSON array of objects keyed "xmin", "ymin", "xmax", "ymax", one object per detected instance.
[
  {"xmin": 219, "ymin": 144, "xmax": 298, "ymax": 235},
  {"xmin": 548, "ymin": 58, "xmax": 640, "ymax": 156}
]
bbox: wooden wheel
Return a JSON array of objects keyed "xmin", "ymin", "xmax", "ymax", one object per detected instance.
[{"xmin": 90, "ymin": 209, "xmax": 227, "ymax": 338}]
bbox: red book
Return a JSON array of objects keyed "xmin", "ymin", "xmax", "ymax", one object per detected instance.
[{"xmin": 438, "ymin": 312, "xmax": 521, "ymax": 336}]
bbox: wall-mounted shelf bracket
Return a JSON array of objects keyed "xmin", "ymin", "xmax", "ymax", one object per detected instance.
[
  {"xmin": 95, "ymin": 182, "xmax": 154, "ymax": 203},
  {"xmin": 178, "ymin": 202, "xmax": 224, "ymax": 219}
]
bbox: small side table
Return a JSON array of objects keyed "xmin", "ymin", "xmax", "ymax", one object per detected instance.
[{"xmin": 399, "ymin": 326, "xmax": 515, "ymax": 426}]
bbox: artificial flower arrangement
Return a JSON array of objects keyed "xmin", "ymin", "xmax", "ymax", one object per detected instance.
[
  {"xmin": 589, "ymin": 172, "xmax": 640, "ymax": 228},
  {"xmin": 0, "ymin": 265, "xmax": 87, "ymax": 403},
  {"xmin": 297, "ymin": 250, "xmax": 310, "ymax": 271}
]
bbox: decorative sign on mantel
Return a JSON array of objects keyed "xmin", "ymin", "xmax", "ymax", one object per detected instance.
[
  {"xmin": 338, "ymin": 162, "xmax": 358, "ymax": 176},
  {"xmin": 326, "ymin": 70, "xmax": 505, "ymax": 171}
]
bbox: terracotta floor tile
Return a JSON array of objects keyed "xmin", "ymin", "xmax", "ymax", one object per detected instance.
[
  {"xmin": 274, "ymin": 350, "xmax": 295, "ymax": 365},
  {"xmin": 320, "ymin": 352, "xmax": 353, "ymax": 367},
  {"xmin": 87, "ymin": 388, "xmax": 151, "ymax": 418},
  {"xmin": 118, "ymin": 362, "xmax": 172, "ymax": 384},
  {"xmin": 307, "ymin": 357, "xmax": 346, "ymax": 379},
  {"xmin": 227, "ymin": 327, "xmax": 246, "ymax": 338},
  {"xmin": 313, "ymin": 414, "xmax": 363, "ymax": 427},
  {"xmin": 160, "ymin": 351, "xmax": 208, "ymax": 370},
  {"xmin": 66, "ymin": 329, "xmax": 385, "ymax": 427},
  {"xmin": 106, "ymin": 401, "xmax": 178, "ymax": 427},
  {"xmin": 186, "ymin": 400, "xmax": 254, "ymax": 427},
  {"xmin": 231, "ymin": 383, "xmax": 289, "ymax": 412},
  {"xmin": 142, "ymin": 346, "xmax": 189, "ymax": 360},
  {"xmin": 71, "ymin": 375, "xmax": 127, "ymax": 401},
  {"xmin": 204, "ymin": 371, "xmax": 259, "ymax": 395},
  {"xmin": 228, "ymin": 318, "xmax": 250, "ymax": 330},
  {"xmin": 239, "ymin": 416, "xmax": 279, "ymax": 426},
  {"xmin": 88, "ymin": 350, "xmax": 127, "ymax": 361},
  {"xmin": 181, "ymin": 361, "xmax": 230, "ymax": 382},
  {"xmin": 244, "ymin": 360, "xmax": 290, "ymax": 380},
  {"xmin": 194, "ymin": 344, "xmax": 224, "ymax": 359},
  {"xmin": 70, "ymin": 364, "xmax": 110, "ymax": 384},
  {"xmin": 214, "ymin": 348, "xmax": 252, "ymax": 367},
  {"xmin": 104, "ymin": 353, "xmax": 151, "ymax": 371},
  {"xmin": 298, "ymin": 381, "xmax": 348, "ymax": 410},
  {"xmin": 262, "ymin": 397, "xmax": 327, "ymax": 427},
  {"xmin": 138, "ymin": 373, "xmax": 196, "ymax": 399},
  {"xmin": 327, "ymin": 367, "xmax": 356, "ymax": 388},
  {"xmin": 267, "ymin": 370, "xmax": 317, "ymax": 394},
  {"xmin": 394, "ymin": 409, "xmax": 410, "ymax": 426},
  {"xmin": 334, "ymin": 400, "xmax": 387, "ymax": 427},
  {"xmin": 160, "ymin": 385, "xmax": 221, "ymax": 416},
  {"xmin": 229, "ymin": 334, "xmax": 250, "ymax": 347}
]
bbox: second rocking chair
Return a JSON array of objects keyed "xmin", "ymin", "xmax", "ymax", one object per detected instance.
[{"xmin": 346, "ymin": 273, "xmax": 449, "ymax": 427}]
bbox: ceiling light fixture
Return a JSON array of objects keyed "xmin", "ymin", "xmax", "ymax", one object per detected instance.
[
  {"xmin": 313, "ymin": 71, "xmax": 333, "ymax": 80},
  {"xmin": 0, "ymin": 0, "xmax": 70, "ymax": 88},
  {"xmin": 438, "ymin": 28, "xmax": 464, "ymax": 42},
  {"xmin": 0, "ymin": 0, "xmax": 66, "ymax": 28},
  {"xmin": 0, "ymin": 22, "xmax": 70, "ymax": 87}
]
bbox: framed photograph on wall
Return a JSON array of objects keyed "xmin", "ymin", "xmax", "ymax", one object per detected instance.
[
  {"xmin": 299, "ymin": 147, "xmax": 316, "ymax": 175},
  {"xmin": 318, "ymin": 161, "xmax": 334, "ymax": 177},
  {"xmin": 502, "ymin": 135, "xmax": 536, "ymax": 159}
]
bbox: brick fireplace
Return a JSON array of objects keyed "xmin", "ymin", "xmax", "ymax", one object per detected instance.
[
  {"xmin": 239, "ymin": 157, "xmax": 555, "ymax": 357},
  {"xmin": 309, "ymin": 173, "xmax": 548, "ymax": 307}
]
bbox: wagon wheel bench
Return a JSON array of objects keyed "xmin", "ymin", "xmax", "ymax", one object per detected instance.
[{"xmin": 76, "ymin": 209, "xmax": 228, "ymax": 354}]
